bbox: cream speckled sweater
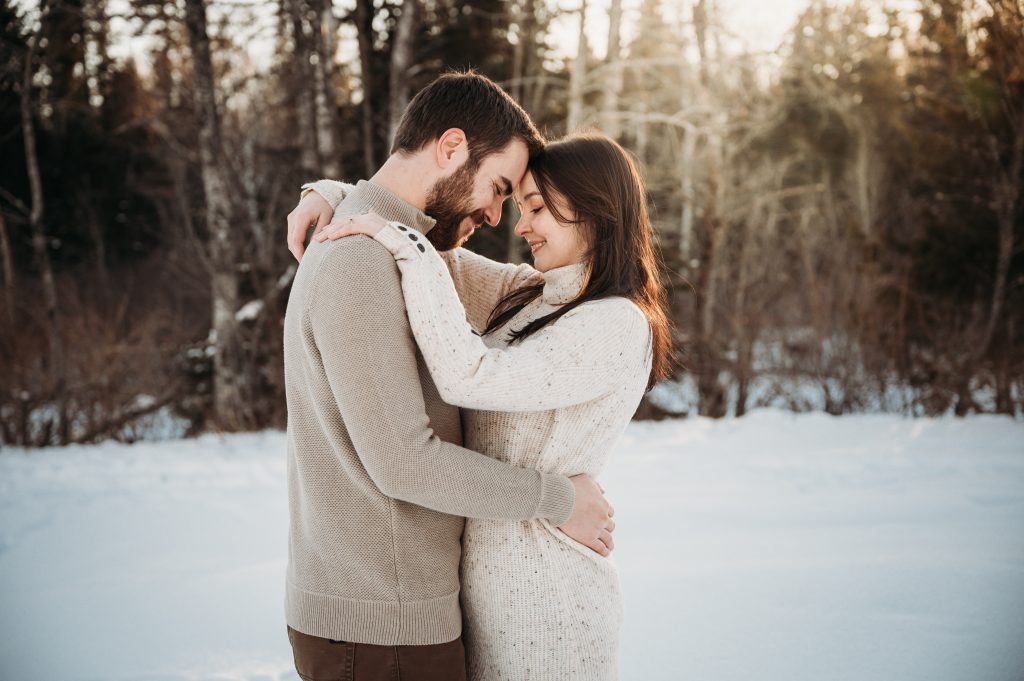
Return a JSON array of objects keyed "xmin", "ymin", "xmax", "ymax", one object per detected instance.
[{"xmin": 304, "ymin": 179, "xmax": 653, "ymax": 680}]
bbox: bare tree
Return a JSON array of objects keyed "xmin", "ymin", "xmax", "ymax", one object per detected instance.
[
  {"xmin": 567, "ymin": 0, "xmax": 587, "ymax": 132},
  {"xmin": 0, "ymin": 212, "xmax": 15, "ymax": 328},
  {"xmin": 689, "ymin": 0, "xmax": 728, "ymax": 416},
  {"xmin": 183, "ymin": 0, "xmax": 253, "ymax": 429},
  {"xmin": 22, "ymin": 0, "xmax": 69, "ymax": 442},
  {"xmin": 599, "ymin": 0, "xmax": 623, "ymax": 138},
  {"xmin": 354, "ymin": 0, "xmax": 377, "ymax": 174},
  {"xmin": 388, "ymin": 0, "xmax": 418, "ymax": 148},
  {"xmin": 286, "ymin": 0, "xmax": 319, "ymax": 174},
  {"xmin": 313, "ymin": 0, "xmax": 340, "ymax": 177}
]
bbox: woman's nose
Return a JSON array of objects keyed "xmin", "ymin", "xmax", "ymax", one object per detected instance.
[{"xmin": 514, "ymin": 216, "xmax": 530, "ymax": 236}]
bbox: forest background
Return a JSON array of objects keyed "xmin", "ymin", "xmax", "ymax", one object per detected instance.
[{"xmin": 1, "ymin": 0, "xmax": 1021, "ymax": 446}]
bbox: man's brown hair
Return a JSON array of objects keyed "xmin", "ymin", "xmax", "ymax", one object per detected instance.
[{"xmin": 391, "ymin": 70, "xmax": 545, "ymax": 162}]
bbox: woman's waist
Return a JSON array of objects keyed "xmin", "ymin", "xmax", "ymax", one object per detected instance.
[
  {"xmin": 461, "ymin": 435, "xmax": 614, "ymax": 476},
  {"xmin": 462, "ymin": 519, "xmax": 619, "ymax": 574}
]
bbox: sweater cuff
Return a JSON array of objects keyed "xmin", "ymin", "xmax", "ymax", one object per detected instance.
[
  {"xmin": 373, "ymin": 222, "xmax": 429, "ymax": 260},
  {"xmin": 300, "ymin": 179, "xmax": 352, "ymax": 210},
  {"xmin": 535, "ymin": 472, "xmax": 575, "ymax": 526}
]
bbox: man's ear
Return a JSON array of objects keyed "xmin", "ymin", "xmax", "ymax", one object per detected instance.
[{"xmin": 435, "ymin": 128, "xmax": 469, "ymax": 171}]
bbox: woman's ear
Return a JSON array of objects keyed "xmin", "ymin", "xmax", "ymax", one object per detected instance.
[{"xmin": 435, "ymin": 128, "xmax": 469, "ymax": 171}]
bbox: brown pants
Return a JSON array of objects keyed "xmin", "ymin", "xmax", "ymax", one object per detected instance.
[{"xmin": 287, "ymin": 626, "xmax": 468, "ymax": 681}]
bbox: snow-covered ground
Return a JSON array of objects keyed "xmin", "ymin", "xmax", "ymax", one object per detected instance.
[{"xmin": 1, "ymin": 410, "xmax": 1022, "ymax": 681}]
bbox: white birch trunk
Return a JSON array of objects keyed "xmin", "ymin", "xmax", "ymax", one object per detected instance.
[
  {"xmin": 315, "ymin": 0, "xmax": 341, "ymax": 177},
  {"xmin": 22, "ymin": 0, "xmax": 68, "ymax": 442},
  {"xmin": 184, "ymin": 0, "xmax": 252, "ymax": 430},
  {"xmin": 599, "ymin": 0, "xmax": 623, "ymax": 138},
  {"xmin": 567, "ymin": 0, "xmax": 588, "ymax": 132}
]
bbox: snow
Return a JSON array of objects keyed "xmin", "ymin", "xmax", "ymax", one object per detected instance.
[
  {"xmin": 1, "ymin": 410, "xmax": 1023, "ymax": 681},
  {"xmin": 235, "ymin": 300, "xmax": 264, "ymax": 322}
]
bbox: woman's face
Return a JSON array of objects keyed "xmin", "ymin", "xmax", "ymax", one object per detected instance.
[{"xmin": 513, "ymin": 171, "xmax": 589, "ymax": 272}]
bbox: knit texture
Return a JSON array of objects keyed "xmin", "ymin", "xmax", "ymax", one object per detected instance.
[
  {"xmin": 283, "ymin": 180, "xmax": 575, "ymax": 647},
  {"xmin": 373, "ymin": 220, "xmax": 654, "ymax": 680}
]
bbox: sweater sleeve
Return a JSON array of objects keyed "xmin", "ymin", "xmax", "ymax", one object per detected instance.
[
  {"xmin": 438, "ymin": 248, "xmax": 544, "ymax": 332},
  {"xmin": 374, "ymin": 223, "xmax": 653, "ymax": 412},
  {"xmin": 307, "ymin": 238, "xmax": 576, "ymax": 525},
  {"xmin": 300, "ymin": 179, "xmax": 354, "ymax": 210}
]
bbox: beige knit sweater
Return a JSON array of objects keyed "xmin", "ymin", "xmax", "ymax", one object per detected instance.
[
  {"xmin": 370, "ymin": 219, "xmax": 653, "ymax": 680},
  {"xmin": 283, "ymin": 180, "xmax": 575, "ymax": 647}
]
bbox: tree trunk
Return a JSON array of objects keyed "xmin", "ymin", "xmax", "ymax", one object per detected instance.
[
  {"xmin": 23, "ymin": 0, "xmax": 69, "ymax": 444},
  {"xmin": 287, "ymin": 0, "xmax": 319, "ymax": 174},
  {"xmin": 690, "ymin": 3, "xmax": 725, "ymax": 417},
  {"xmin": 184, "ymin": 0, "xmax": 252, "ymax": 430},
  {"xmin": 0, "ymin": 212, "xmax": 15, "ymax": 328},
  {"xmin": 955, "ymin": 105, "xmax": 1023, "ymax": 416},
  {"xmin": 314, "ymin": 0, "xmax": 340, "ymax": 177},
  {"xmin": 86, "ymin": 0, "xmax": 115, "ymax": 113},
  {"xmin": 853, "ymin": 123, "xmax": 875, "ymax": 237},
  {"xmin": 355, "ymin": 0, "xmax": 377, "ymax": 174},
  {"xmin": 77, "ymin": 183, "xmax": 110, "ymax": 306},
  {"xmin": 388, "ymin": 0, "xmax": 418, "ymax": 148},
  {"xmin": 510, "ymin": 2, "xmax": 526, "ymax": 105},
  {"xmin": 599, "ymin": 0, "xmax": 623, "ymax": 138},
  {"xmin": 678, "ymin": 127, "xmax": 697, "ymax": 260},
  {"xmin": 693, "ymin": 0, "xmax": 710, "ymax": 87},
  {"xmin": 566, "ymin": 0, "xmax": 587, "ymax": 132},
  {"xmin": 676, "ymin": 14, "xmax": 696, "ymax": 260},
  {"xmin": 693, "ymin": 168, "xmax": 726, "ymax": 418},
  {"xmin": 507, "ymin": 0, "xmax": 528, "ymax": 263},
  {"xmin": 975, "ymin": 120, "xmax": 1022, "ymax": 367}
]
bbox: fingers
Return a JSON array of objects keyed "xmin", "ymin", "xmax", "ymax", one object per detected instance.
[
  {"xmin": 599, "ymin": 529, "xmax": 614, "ymax": 553},
  {"xmin": 316, "ymin": 206, "xmax": 334, "ymax": 231},
  {"xmin": 314, "ymin": 224, "xmax": 357, "ymax": 243},
  {"xmin": 309, "ymin": 207, "xmax": 334, "ymax": 237},
  {"xmin": 286, "ymin": 211, "xmax": 306, "ymax": 262},
  {"xmin": 588, "ymin": 532, "xmax": 611, "ymax": 556}
]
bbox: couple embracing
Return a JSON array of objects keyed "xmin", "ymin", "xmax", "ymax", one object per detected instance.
[{"xmin": 282, "ymin": 71, "xmax": 672, "ymax": 681}]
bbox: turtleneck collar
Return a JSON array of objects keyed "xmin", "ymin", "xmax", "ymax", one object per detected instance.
[
  {"xmin": 541, "ymin": 261, "xmax": 589, "ymax": 305},
  {"xmin": 352, "ymin": 179, "xmax": 437, "ymax": 235}
]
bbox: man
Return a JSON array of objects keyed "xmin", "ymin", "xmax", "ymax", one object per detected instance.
[{"xmin": 282, "ymin": 71, "xmax": 615, "ymax": 680}]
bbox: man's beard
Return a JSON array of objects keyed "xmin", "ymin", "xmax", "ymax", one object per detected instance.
[{"xmin": 424, "ymin": 158, "xmax": 484, "ymax": 251}]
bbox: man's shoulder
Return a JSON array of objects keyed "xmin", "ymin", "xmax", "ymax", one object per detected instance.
[{"xmin": 311, "ymin": 237, "xmax": 400, "ymax": 283}]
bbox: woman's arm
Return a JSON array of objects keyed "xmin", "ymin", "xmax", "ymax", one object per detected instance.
[
  {"xmin": 300, "ymin": 178, "xmax": 353, "ymax": 210},
  {"xmin": 439, "ymin": 248, "xmax": 543, "ymax": 332},
  {"xmin": 373, "ymin": 222, "xmax": 652, "ymax": 412}
]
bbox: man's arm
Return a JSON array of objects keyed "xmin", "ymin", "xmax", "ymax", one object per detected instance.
[{"xmin": 308, "ymin": 237, "xmax": 580, "ymax": 524}]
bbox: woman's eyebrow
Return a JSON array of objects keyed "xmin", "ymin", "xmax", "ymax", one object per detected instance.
[{"xmin": 521, "ymin": 191, "xmax": 540, "ymax": 201}]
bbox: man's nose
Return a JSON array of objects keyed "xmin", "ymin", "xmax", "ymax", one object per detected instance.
[{"xmin": 483, "ymin": 199, "xmax": 502, "ymax": 228}]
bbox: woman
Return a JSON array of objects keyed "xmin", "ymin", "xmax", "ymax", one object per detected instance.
[{"xmin": 314, "ymin": 133, "xmax": 673, "ymax": 680}]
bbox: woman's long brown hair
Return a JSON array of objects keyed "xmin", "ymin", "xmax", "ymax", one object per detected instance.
[{"xmin": 483, "ymin": 132, "xmax": 674, "ymax": 390}]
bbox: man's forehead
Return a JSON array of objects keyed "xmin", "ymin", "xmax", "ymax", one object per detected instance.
[
  {"xmin": 513, "ymin": 171, "xmax": 538, "ymax": 199},
  {"xmin": 482, "ymin": 140, "xmax": 529, "ymax": 170}
]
